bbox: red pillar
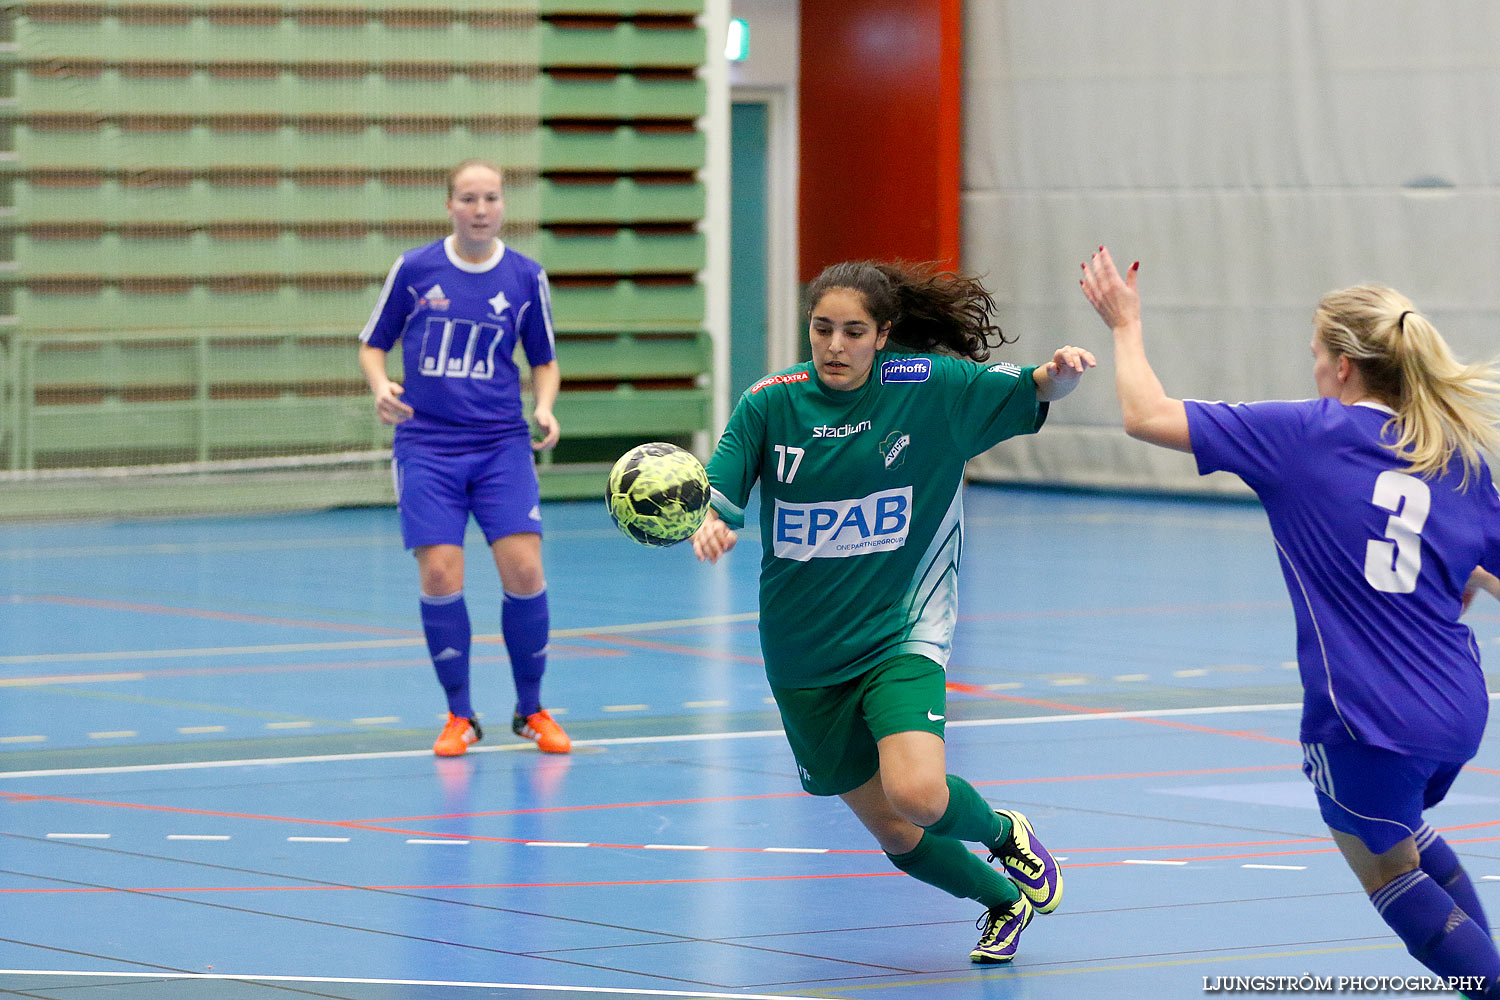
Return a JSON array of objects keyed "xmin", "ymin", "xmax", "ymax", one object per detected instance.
[{"xmin": 798, "ymin": 0, "xmax": 962, "ymax": 280}]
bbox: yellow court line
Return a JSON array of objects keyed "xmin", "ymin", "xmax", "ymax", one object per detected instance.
[
  {"xmin": 798, "ymin": 940, "xmax": 1401, "ymax": 995},
  {"xmin": 0, "ymin": 612, "xmax": 762, "ymax": 667},
  {"xmin": 0, "ymin": 672, "xmax": 147, "ymax": 687}
]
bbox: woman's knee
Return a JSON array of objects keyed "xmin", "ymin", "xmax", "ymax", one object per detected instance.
[
  {"xmin": 883, "ymin": 775, "xmax": 948, "ymax": 828},
  {"xmin": 416, "ymin": 546, "xmax": 464, "ymax": 595}
]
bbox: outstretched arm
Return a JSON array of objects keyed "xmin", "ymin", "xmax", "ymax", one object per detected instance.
[
  {"xmin": 1463, "ymin": 567, "xmax": 1500, "ymax": 614},
  {"xmin": 1079, "ymin": 247, "xmax": 1192, "ymax": 452},
  {"xmin": 1032, "ymin": 345, "xmax": 1098, "ymax": 401}
]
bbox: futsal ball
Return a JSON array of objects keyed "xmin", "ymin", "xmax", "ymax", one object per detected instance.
[{"xmin": 606, "ymin": 442, "xmax": 710, "ymax": 547}]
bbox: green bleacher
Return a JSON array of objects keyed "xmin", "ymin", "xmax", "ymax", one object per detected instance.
[{"xmin": 0, "ymin": 0, "xmax": 711, "ymax": 517}]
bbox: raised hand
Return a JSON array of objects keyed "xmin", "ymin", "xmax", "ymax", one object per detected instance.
[{"xmin": 1080, "ymin": 246, "xmax": 1140, "ymax": 331}]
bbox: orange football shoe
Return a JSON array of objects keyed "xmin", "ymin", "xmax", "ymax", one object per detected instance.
[
  {"xmin": 433, "ymin": 713, "xmax": 483, "ymax": 757},
  {"xmin": 512, "ymin": 708, "xmax": 570, "ymax": 754}
]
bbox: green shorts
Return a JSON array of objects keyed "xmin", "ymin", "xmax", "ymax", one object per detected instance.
[{"xmin": 770, "ymin": 653, "xmax": 947, "ymax": 797}]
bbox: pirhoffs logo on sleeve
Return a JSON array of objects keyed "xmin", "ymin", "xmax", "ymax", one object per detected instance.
[{"xmin": 880, "ymin": 358, "xmax": 931, "ymax": 383}]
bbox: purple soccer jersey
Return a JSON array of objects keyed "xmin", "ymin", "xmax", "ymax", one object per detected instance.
[
  {"xmin": 360, "ymin": 236, "xmax": 556, "ymax": 453},
  {"xmin": 1186, "ymin": 397, "xmax": 1500, "ymax": 762}
]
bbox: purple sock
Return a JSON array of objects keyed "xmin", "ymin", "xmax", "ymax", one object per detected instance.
[
  {"xmin": 1371, "ymin": 869, "xmax": 1500, "ymax": 990},
  {"xmin": 1417, "ymin": 823, "xmax": 1491, "ymax": 934},
  {"xmin": 502, "ymin": 587, "xmax": 549, "ymax": 717},
  {"xmin": 420, "ymin": 591, "xmax": 473, "ymax": 719}
]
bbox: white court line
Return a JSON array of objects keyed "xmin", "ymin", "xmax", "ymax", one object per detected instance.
[
  {"xmin": 1123, "ymin": 859, "xmax": 1188, "ymax": 866},
  {"xmin": 45, "ymin": 833, "xmax": 109, "ymax": 840},
  {"xmin": 0, "ymin": 702, "xmax": 1305, "ymax": 781},
  {"xmin": 406, "ymin": 839, "xmax": 469, "ymax": 846},
  {"xmin": 166, "ymin": 835, "xmax": 230, "ymax": 841},
  {"xmin": 526, "ymin": 841, "xmax": 590, "ymax": 848},
  {"xmin": 643, "ymin": 844, "xmax": 708, "ymax": 851},
  {"xmin": 0, "ymin": 971, "xmax": 826, "ymax": 1000},
  {"xmin": 1243, "ymin": 864, "xmax": 1307, "ymax": 871},
  {"xmin": 287, "ymin": 836, "xmax": 349, "ymax": 843},
  {"xmin": 763, "ymin": 847, "xmax": 828, "ymax": 854}
]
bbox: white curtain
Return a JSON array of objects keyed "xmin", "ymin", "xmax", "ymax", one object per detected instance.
[{"xmin": 962, "ymin": 1, "xmax": 1500, "ymax": 493}]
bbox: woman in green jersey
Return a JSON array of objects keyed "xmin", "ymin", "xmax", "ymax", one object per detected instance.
[{"xmin": 692, "ymin": 260, "xmax": 1094, "ymax": 964}]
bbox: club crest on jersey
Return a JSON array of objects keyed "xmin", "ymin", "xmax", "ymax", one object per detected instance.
[
  {"xmin": 986, "ymin": 362, "xmax": 1022, "ymax": 376},
  {"xmin": 419, "ymin": 284, "xmax": 451, "ymax": 310},
  {"xmin": 750, "ymin": 371, "xmax": 811, "ymax": 394},
  {"xmin": 881, "ymin": 357, "xmax": 931, "ymax": 383},
  {"xmin": 488, "ymin": 290, "xmax": 510, "ymax": 317},
  {"xmin": 880, "ymin": 430, "xmax": 911, "ymax": 469}
]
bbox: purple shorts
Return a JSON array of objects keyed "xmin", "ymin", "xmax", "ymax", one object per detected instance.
[
  {"xmin": 1302, "ymin": 741, "xmax": 1464, "ymax": 855},
  {"xmin": 393, "ymin": 435, "xmax": 542, "ymax": 549}
]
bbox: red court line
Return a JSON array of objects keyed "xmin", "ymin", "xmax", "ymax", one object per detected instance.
[
  {"xmin": 21, "ymin": 595, "xmax": 418, "ymax": 637},
  {"xmin": 959, "ymin": 600, "xmax": 1285, "ymax": 622},
  {"xmin": 366, "ymin": 764, "xmax": 1301, "ymax": 822},
  {"xmin": 2, "ymin": 644, "xmax": 618, "ymax": 683},
  {"xmin": 1, "ymin": 647, "xmax": 622, "ymax": 686},
  {"xmin": 944, "ymin": 681, "xmax": 1300, "ymax": 746},
  {"xmin": 362, "ymin": 791, "xmax": 804, "ymax": 823}
]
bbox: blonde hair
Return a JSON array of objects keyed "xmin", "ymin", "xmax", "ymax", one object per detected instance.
[
  {"xmin": 1314, "ymin": 284, "xmax": 1500, "ymax": 488},
  {"xmin": 446, "ymin": 158, "xmax": 502, "ymax": 198}
]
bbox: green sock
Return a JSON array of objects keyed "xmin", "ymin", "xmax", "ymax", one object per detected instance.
[
  {"xmin": 887, "ymin": 831, "xmax": 1020, "ymax": 909},
  {"xmin": 923, "ymin": 774, "xmax": 1012, "ymax": 849}
]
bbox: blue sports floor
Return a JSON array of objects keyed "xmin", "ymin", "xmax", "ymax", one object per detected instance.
[{"xmin": 3, "ymin": 485, "xmax": 1499, "ymax": 999}]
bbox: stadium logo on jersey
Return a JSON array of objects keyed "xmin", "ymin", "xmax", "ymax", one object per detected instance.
[
  {"xmin": 813, "ymin": 419, "xmax": 872, "ymax": 439},
  {"xmin": 488, "ymin": 290, "xmax": 510, "ymax": 318},
  {"xmin": 879, "ymin": 430, "xmax": 911, "ymax": 470},
  {"xmin": 772, "ymin": 487, "xmax": 912, "ymax": 561},
  {"xmin": 986, "ymin": 362, "xmax": 1022, "ymax": 376},
  {"xmin": 749, "ymin": 371, "xmax": 811, "ymax": 394},
  {"xmin": 419, "ymin": 284, "xmax": 450, "ymax": 310},
  {"xmin": 881, "ymin": 358, "xmax": 931, "ymax": 383}
]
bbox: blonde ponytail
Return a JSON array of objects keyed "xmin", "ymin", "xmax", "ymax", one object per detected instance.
[{"xmin": 1314, "ymin": 286, "xmax": 1500, "ymax": 489}]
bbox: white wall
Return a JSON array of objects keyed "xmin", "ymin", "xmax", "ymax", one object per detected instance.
[
  {"xmin": 962, "ymin": 1, "xmax": 1500, "ymax": 493},
  {"xmin": 727, "ymin": 0, "xmax": 799, "ymax": 91},
  {"xmin": 726, "ymin": 0, "xmax": 802, "ymax": 377}
]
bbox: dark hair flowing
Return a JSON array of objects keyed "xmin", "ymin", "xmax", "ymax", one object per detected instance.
[{"xmin": 805, "ymin": 260, "xmax": 1015, "ymax": 362}]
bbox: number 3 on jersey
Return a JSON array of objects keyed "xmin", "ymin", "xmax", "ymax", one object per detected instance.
[
  {"xmin": 1364, "ymin": 470, "xmax": 1431, "ymax": 593},
  {"xmin": 774, "ymin": 445, "xmax": 805, "ymax": 483}
]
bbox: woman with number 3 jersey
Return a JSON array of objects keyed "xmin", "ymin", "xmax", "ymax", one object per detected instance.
[
  {"xmin": 692, "ymin": 260, "xmax": 1095, "ymax": 964},
  {"xmin": 1081, "ymin": 246, "xmax": 1500, "ymax": 995}
]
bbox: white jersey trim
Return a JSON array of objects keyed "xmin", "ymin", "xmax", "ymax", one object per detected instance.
[
  {"xmin": 442, "ymin": 235, "xmax": 506, "ymax": 273},
  {"xmin": 536, "ymin": 269, "xmax": 556, "ymax": 351},
  {"xmin": 710, "ymin": 487, "xmax": 746, "ymax": 528},
  {"xmin": 359, "ymin": 256, "xmax": 406, "ymax": 343},
  {"xmin": 898, "ymin": 486, "xmax": 965, "ymax": 668},
  {"xmin": 1275, "ymin": 535, "xmax": 1358, "ymax": 743}
]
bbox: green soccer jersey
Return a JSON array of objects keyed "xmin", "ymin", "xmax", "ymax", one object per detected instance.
[{"xmin": 707, "ymin": 350, "xmax": 1047, "ymax": 689}]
